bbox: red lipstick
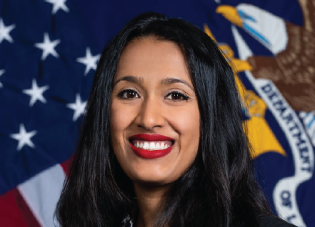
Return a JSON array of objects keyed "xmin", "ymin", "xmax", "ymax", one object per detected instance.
[{"xmin": 129, "ymin": 134, "xmax": 174, "ymax": 159}]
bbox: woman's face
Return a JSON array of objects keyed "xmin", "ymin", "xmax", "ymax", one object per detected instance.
[{"xmin": 110, "ymin": 37, "xmax": 200, "ymax": 186}]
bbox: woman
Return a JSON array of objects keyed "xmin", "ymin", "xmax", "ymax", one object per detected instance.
[{"xmin": 56, "ymin": 12, "xmax": 294, "ymax": 227}]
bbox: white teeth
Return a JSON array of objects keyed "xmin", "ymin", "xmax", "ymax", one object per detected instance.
[
  {"xmin": 143, "ymin": 142, "xmax": 149, "ymax": 150},
  {"xmin": 132, "ymin": 140, "xmax": 172, "ymax": 151}
]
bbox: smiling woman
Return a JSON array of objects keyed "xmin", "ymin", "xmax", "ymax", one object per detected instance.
[
  {"xmin": 55, "ymin": 12, "xmax": 294, "ymax": 227},
  {"xmin": 111, "ymin": 37, "xmax": 200, "ymax": 187}
]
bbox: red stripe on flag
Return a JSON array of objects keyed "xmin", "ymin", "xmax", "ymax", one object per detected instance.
[
  {"xmin": 0, "ymin": 188, "xmax": 41, "ymax": 227},
  {"xmin": 60, "ymin": 157, "xmax": 73, "ymax": 176}
]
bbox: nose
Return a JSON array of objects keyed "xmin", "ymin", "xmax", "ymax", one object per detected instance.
[{"xmin": 136, "ymin": 96, "xmax": 164, "ymax": 131}]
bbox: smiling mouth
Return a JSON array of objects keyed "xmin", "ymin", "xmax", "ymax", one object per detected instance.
[
  {"xmin": 128, "ymin": 134, "xmax": 175, "ymax": 159},
  {"xmin": 131, "ymin": 140, "xmax": 173, "ymax": 151}
]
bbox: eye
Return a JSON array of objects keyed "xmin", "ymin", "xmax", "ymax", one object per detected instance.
[
  {"xmin": 117, "ymin": 89, "xmax": 140, "ymax": 99},
  {"xmin": 165, "ymin": 91, "xmax": 189, "ymax": 101}
]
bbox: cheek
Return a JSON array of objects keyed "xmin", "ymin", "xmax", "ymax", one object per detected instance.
[
  {"xmin": 179, "ymin": 116, "xmax": 200, "ymax": 160},
  {"xmin": 110, "ymin": 101, "xmax": 140, "ymax": 173},
  {"xmin": 110, "ymin": 102, "xmax": 131, "ymax": 174},
  {"xmin": 110, "ymin": 102, "xmax": 131, "ymax": 156},
  {"xmin": 110, "ymin": 102, "xmax": 136, "ymax": 138},
  {"xmin": 167, "ymin": 104, "xmax": 200, "ymax": 168},
  {"xmin": 169, "ymin": 105, "xmax": 200, "ymax": 141}
]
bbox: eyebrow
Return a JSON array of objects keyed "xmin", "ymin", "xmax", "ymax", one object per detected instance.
[
  {"xmin": 161, "ymin": 77, "xmax": 194, "ymax": 91},
  {"xmin": 113, "ymin": 76, "xmax": 144, "ymax": 87},
  {"xmin": 113, "ymin": 75, "xmax": 194, "ymax": 91}
]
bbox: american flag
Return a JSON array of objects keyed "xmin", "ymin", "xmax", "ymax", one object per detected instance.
[
  {"xmin": 0, "ymin": 0, "xmax": 314, "ymax": 226},
  {"xmin": 0, "ymin": 0, "xmax": 102, "ymax": 226}
]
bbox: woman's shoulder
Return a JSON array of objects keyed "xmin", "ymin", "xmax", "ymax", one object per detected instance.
[{"xmin": 258, "ymin": 216, "xmax": 297, "ymax": 227}]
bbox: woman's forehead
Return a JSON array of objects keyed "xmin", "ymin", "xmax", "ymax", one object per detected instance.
[{"xmin": 115, "ymin": 37, "xmax": 192, "ymax": 86}]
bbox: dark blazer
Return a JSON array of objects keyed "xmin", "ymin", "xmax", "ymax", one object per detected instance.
[{"xmin": 258, "ymin": 216, "xmax": 297, "ymax": 227}]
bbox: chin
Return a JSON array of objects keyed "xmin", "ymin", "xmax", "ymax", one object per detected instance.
[{"xmin": 128, "ymin": 167, "xmax": 175, "ymax": 186}]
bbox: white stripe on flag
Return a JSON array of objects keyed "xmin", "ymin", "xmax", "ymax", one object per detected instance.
[{"xmin": 18, "ymin": 164, "xmax": 65, "ymax": 227}]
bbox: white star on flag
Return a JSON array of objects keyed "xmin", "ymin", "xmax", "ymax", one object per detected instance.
[
  {"xmin": 0, "ymin": 18, "xmax": 15, "ymax": 44},
  {"xmin": 45, "ymin": 0, "xmax": 69, "ymax": 14},
  {"xmin": 77, "ymin": 47, "xmax": 100, "ymax": 75},
  {"xmin": 0, "ymin": 69, "xmax": 4, "ymax": 88},
  {"xmin": 10, "ymin": 124, "xmax": 37, "ymax": 151},
  {"xmin": 67, "ymin": 94, "xmax": 87, "ymax": 121},
  {"xmin": 35, "ymin": 33, "xmax": 60, "ymax": 60},
  {"xmin": 23, "ymin": 79, "xmax": 49, "ymax": 106}
]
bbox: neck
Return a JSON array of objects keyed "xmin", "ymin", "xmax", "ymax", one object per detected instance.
[{"xmin": 134, "ymin": 183, "xmax": 169, "ymax": 227}]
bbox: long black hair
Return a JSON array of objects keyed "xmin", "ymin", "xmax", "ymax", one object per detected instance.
[{"xmin": 55, "ymin": 12, "xmax": 272, "ymax": 227}]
